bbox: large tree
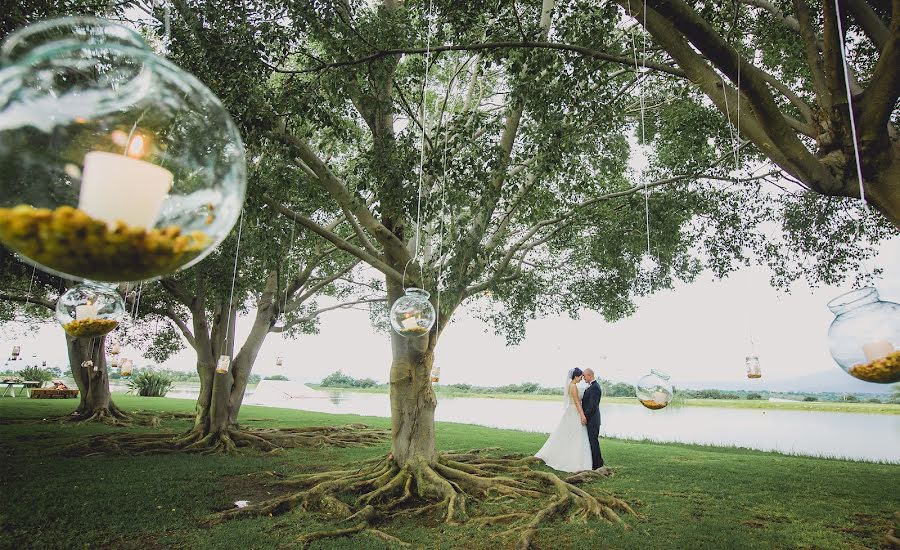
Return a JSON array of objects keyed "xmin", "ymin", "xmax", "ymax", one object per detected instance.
[{"xmin": 159, "ymin": 0, "xmax": 892, "ymax": 545}]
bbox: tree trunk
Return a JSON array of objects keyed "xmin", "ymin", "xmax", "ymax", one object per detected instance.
[
  {"xmin": 66, "ymin": 333, "xmax": 126, "ymax": 421},
  {"xmin": 387, "ymin": 281, "xmax": 438, "ymax": 467},
  {"xmin": 182, "ymin": 274, "xmax": 280, "ymax": 449}
]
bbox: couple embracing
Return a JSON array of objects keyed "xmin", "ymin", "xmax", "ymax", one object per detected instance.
[{"xmin": 535, "ymin": 367, "xmax": 604, "ymax": 473}]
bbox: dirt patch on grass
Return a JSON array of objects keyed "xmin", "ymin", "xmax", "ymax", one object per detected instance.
[{"xmin": 215, "ymin": 471, "xmax": 297, "ymax": 512}]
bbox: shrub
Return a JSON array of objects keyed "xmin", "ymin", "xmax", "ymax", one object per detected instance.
[
  {"xmin": 264, "ymin": 374, "xmax": 289, "ymax": 381},
  {"xmin": 128, "ymin": 370, "xmax": 174, "ymax": 397},
  {"xmin": 842, "ymin": 394, "xmax": 859, "ymax": 403},
  {"xmin": 802, "ymin": 396, "xmax": 817, "ymax": 402},
  {"xmin": 355, "ymin": 378, "xmax": 378, "ymax": 388},
  {"xmin": 865, "ymin": 398, "xmax": 881, "ymax": 404},
  {"xmin": 746, "ymin": 393, "xmax": 763, "ymax": 400},
  {"xmin": 17, "ymin": 366, "xmax": 54, "ymax": 385},
  {"xmin": 448, "ymin": 383, "xmax": 472, "ymax": 391},
  {"xmin": 321, "ymin": 370, "xmax": 356, "ymax": 387}
]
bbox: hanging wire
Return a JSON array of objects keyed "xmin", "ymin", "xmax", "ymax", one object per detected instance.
[
  {"xmin": 402, "ymin": 0, "xmax": 436, "ymax": 287},
  {"xmin": 832, "ymin": 0, "xmax": 868, "ymax": 213},
  {"xmin": 223, "ymin": 210, "xmax": 245, "ymax": 356},
  {"xmin": 625, "ymin": 1, "xmax": 653, "ymax": 277}
]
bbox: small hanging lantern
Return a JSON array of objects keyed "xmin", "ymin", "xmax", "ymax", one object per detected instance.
[
  {"xmin": 109, "ymin": 342, "xmax": 121, "ymax": 355},
  {"xmin": 430, "ymin": 365, "xmax": 441, "ymax": 383},
  {"xmin": 216, "ymin": 355, "xmax": 231, "ymax": 374},
  {"xmin": 390, "ymin": 288, "xmax": 436, "ymax": 337},
  {"xmin": 636, "ymin": 369, "xmax": 674, "ymax": 410},
  {"xmin": 41, "ymin": 360, "xmax": 47, "ymax": 367},
  {"xmin": 119, "ymin": 358, "xmax": 133, "ymax": 376},
  {"xmin": 275, "ymin": 356, "xmax": 284, "ymax": 368},
  {"xmin": 81, "ymin": 360, "xmax": 93, "ymax": 369},
  {"xmin": 826, "ymin": 288, "xmax": 900, "ymax": 384},
  {"xmin": 746, "ymin": 355, "xmax": 762, "ymax": 379},
  {"xmin": 11, "ymin": 345, "xmax": 20, "ymax": 357},
  {"xmin": 56, "ymin": 282, "xmax": 124, "ymax": 338},
  {"xmin": 110, "ymin": 356, "xmax": 120, "ymax": 368},
  {"xmin": 0, "ymin": 17, "xmax": 247, "ymax": 282}
]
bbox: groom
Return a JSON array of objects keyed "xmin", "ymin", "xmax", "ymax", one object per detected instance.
[{"xmin": 580, "ymin": 368, "xmax": 604, "ymax": 469}]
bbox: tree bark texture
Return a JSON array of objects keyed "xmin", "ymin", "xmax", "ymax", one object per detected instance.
[{"xmin": 66, "ymin": 333, "xmax": 126, "ymax": 421}]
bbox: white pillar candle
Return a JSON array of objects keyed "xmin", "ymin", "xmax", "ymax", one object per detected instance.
[
  {"xmin": 75, "ymin": 304, "xmax": 98, "ymax": 320},
  {"xmin": 78, "ymin": 151, "xmax": 173, "ymax": 228},
  {"xmin": 862, "ymin": 340, "xmax": 894, "ymax": 362},
  {"xmin": 401, "ymin": 317, "xmax": 419, "ymax": 331}
]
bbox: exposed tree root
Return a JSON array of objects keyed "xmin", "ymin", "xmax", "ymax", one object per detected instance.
[
  {"xmin": 66, "ymin": 423, "xmax": 389, "ymax": 457},
  {"xmin": 209, "ymin": 449, "xmax": 633, "ymax": 549},
  {"xmin": 67, "ymin": 407, "xmax": 132, "ymax": 426}
]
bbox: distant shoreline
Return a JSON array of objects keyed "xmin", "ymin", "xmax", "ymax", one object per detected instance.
[{"xmin": 310, "ymin": 385, "xmax": 900, "ymax": 415}]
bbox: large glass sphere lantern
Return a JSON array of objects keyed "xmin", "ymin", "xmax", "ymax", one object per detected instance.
[
  {"xmin": 0, "ymin": 17, "xmax": 247, "ymax": 282},
  {"xmin": 390, "ymin": 288, "xmax": 436, "ymax": 337},
  {"xmin": 827, "ymin": 288, "xmax": 900, "ymax": 384},
  {"xmin": 56, "ymin": 282, "xmax": 124, "ymax": 338},
  {"xmin": 636, "ymin": 369, "xmax": 674, "ymax": 410}
]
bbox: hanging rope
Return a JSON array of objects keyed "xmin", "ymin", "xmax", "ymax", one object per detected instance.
[
  {"xmin": 626, "ymin": 2, "xmax": 653, "ymax": 277},
  {"xmin": 223, "ymin": 210, "xmax": 245, "ymax": 356},
  {"xmin": 403, "ymin": 0, "xmax": 436, "ymax": 287},
  {"xmin": 832, "ymin": 0, "xmax": 868, "ymax": 213}
]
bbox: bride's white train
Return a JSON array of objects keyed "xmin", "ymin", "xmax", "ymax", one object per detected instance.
[{"xmin": 535, "ymin": 368, "xmax": 593, "ymax": 473}]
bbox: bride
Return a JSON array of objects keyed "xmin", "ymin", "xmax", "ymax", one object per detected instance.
[{"xmin": 535, "ymin": 367, "xmax": 593, "ymax": 472}]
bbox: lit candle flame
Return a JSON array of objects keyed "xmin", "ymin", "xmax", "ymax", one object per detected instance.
[{"xmin": 127, "ymin": 135, "xmax": 145, "ymax": 158}]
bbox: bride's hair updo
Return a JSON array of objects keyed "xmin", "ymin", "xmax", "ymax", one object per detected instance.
[{"xmin": 570, "ymin": 368, "xmax": 583, "ymax": 379}]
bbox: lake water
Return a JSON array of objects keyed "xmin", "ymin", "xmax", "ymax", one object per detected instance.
[{"xmin": 165, "ymin": 388, "xmax": 900, "ymax": 463}]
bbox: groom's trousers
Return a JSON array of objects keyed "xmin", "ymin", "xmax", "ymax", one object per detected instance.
[{"xmin": 586, "ymin": 414, "xmax": 603, "ymax": 469}]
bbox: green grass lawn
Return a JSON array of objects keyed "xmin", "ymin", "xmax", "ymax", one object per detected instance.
[
  {"xmin": 1, "ymin": 395, "xmax": 897, "ymax": 549},
  {"xmin": 313, "ymin": 385, "xmax": 900, "ymax": 415}
]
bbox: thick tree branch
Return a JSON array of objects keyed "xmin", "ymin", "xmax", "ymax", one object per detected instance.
[
  {"xmin": 274, "ymin": 131, "xmax": 410, "ymax": 263},
  {"xmin": 792, "ymin": 0, "xmax": 834, "ymax": 113},
  {"xmin": 846, "ymin": 0, "xmax": 891, "ymax": 48},
  {"xmin": 858, "ymin": 3, "xmax": 900, "ymax": 144},
  {"xmin": 640, "ymin": 0, "xmax": 833, "ymax": 189},
  {"xmin": 266, "ymin": 198, "xmax": 406, "ymax": 285},
  {"xmin": 147, "ymin": 306, "xmax": 198, "ymax": 350}
]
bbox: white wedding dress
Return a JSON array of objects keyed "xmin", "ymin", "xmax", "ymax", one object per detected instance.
[{"xmin": 535, "ymin": 383, "xmax": 593, "ymax": 473}]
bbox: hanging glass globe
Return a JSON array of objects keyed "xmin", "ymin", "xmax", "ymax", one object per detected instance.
[
  {"xmin": 216, "ymin": 355, "xmax": 231, "ymax": 374},
  {"xmin": 827, "ymin": 287, "xmax": 900, "ymax": 384},
  {"xmin": 110, "ymin": 356, "xmax": 120, "ymax": 368},
  {"xmin": 119, "ymin": 358, "xmax": 133, "ymax": 376},
  {"xmin": 746, "ymin": 355, "xmax": 762, "ymax": 379},
  {"xmin": 636, "ymin": 369, "xmax": 673, "ymax": 410},
  {"xmin": 56, "ymin": 282, "xmax": 125, "ymax": 338},
  {"xmin": 390, "ymin": 288, "xmax": 436, "ymax": 337},
  {"xmin": 0, "ymin": 17, "xmax": 247, "ymax": 282},
  {"xmin": 109, "ymin": 342, "xmax": 121, "ymax": 355},
  {"xmin": 11, "ymin": 346, "xmax": 20, "ymax": 357},
  {"xmin": 430, "ymin": 365, "xmax": 441, "ymax": 383},
  {"xmin": 275, "ymin": 356, "xmax": 284, "ymax": 368}
]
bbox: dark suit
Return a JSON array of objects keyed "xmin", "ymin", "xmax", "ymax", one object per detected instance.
[{"xmin": 581, "ymin": 380, "xmax": 603, "ymax": 469}]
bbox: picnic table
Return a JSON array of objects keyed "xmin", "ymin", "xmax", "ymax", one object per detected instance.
[{"xmin": 1, "ymin": 380, "xmax": 42, "ymax": 398}]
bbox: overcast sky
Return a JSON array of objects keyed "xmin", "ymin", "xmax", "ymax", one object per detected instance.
[{"xmin": 4, "ymin": 236, "xmax": 897, "ymax": 392}]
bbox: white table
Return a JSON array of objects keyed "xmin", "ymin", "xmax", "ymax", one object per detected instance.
[{"xmin": 1, "ymin": 381, "xmax": 41, "ymax": 397}]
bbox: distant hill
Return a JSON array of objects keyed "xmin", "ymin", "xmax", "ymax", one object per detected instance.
[{"xmin": 673, "ymin": 368, "xmax": 893, "ymax": 394}]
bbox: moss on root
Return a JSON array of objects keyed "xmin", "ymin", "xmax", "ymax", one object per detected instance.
[{"xmin": 208, "ymin": 448, "xmax": 633, "ymax": 549}]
